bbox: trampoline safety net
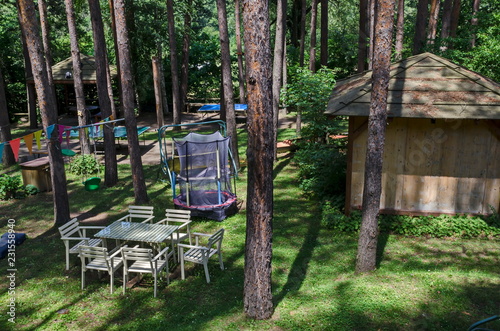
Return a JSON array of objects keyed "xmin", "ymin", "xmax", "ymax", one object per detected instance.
[{"xmin": 172, "ymin": 131, "xmax": 237, "ymax": 221}]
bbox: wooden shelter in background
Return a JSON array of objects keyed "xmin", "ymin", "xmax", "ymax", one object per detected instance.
[
  {"xmin": 325, "ymin": 52, "xmax": 500, "ymax": 216},
  {"xmin": 25, "ymin": 55, "xmax": 117, "ymax": 127}
]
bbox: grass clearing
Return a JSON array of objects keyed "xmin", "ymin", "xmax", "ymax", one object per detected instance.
[{"xmin": 0, "ymin": 129, "xmax": 499, "ymax": 330}]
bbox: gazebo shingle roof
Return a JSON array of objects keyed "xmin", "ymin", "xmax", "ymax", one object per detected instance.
[
  {"xmin": 27, "ymin": 54, "xmax": 117, "ymax": 84},
  {"xmin": 325, "ymin": 52, "xmax": 500, "ymax": 119}
]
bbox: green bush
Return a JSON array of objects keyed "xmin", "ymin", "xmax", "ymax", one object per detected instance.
[
  {"xmin": 322, "ymin": 199, "xmax": 500, "ymax": 239},
  {"xmin": 0, "ymin": 174, "xmax": 22, "ymax": 200},
  {"xmin": 24, "ymin": 184, "xmax": 39, "ymax": 196},
  {"xmin": 293, "ymin": 143, "xmax": 346, "ymax": 199},
  {"xmin": 70, "ymin": 154, "xmax": 101, "ymax": 176}
]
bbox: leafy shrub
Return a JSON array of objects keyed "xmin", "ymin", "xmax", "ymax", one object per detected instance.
[
  {"xmin": 70, "ymin": 154, "xmax": 101, "ymax": 176},
  {"xmin": 0, "ymin": 174, "xmax": 22, "ymax": 200},
  {"xmin": 322, "ymin": 198, "xmax": 500, "ymax": 239},
  {"xmin": 293, "ymin": 143, "xmax": 346, "ymax": 199},
  {"xmin": 281, "ymin": 66, "xmax": 341, "ymax": 142},
  {"xmin": 24, "ymin": 184, "xmax": 39, "ymax": 196}
]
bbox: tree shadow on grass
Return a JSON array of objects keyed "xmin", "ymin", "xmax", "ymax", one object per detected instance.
[
  {"xmin": 272, "ymin": 202, "xmax": 321, "ymax": 307},
  {"xmin": 376, "ymin": 232, "xmax": 390, "ymax": 268}
]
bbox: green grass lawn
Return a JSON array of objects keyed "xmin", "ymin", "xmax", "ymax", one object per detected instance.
[{"xmin": 0, "ymin": 130, "xmax": 499, "ymax": 330}]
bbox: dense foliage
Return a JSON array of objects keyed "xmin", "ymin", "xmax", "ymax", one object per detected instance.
[
  {"xmin": 322, "ymin": 203, "xmax": 500, "ymax": 239},
  {"xmin": 1, "ymin": 0, "xmax": 499, "ymax": 120}
]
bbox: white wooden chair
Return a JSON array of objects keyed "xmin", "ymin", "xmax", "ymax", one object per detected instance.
[
  {"xmin": 121, "ymin": 245, "xmax": 174, "ymax": 297},
  {"xmin": 178, "ymin": 228, "xmax": 225, "ymax": 283},
  {"xmin": 78, "ymin": 245, "xmax": 123, "ymax": 294},
  {"xmin": 154, "ymin": 209, "xmax": 192, "ymax": 260},
  {"xmin": 116, "ymin": 205, "xmax": 155, "ymax": 223},
  {"xmin": 58, "ymin": 218, "xmax": 105, "ymax": 270}
]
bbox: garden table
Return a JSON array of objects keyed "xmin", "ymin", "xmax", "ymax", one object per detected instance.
[{"xmin": 95, "ymin": 220, "xmax": 179, "ymax": 260}]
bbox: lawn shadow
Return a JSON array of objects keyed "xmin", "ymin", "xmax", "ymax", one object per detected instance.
[
  {"xmin": 376, "ymin": 232, "xmax": 390, "ymax": 268},
  {"xmin": 273, "ymin": 152, "xmax": 293, "ymax": 180},
  {"xmin": 273, "ymin": 202, "xmax": 321, "ymax": 306}
]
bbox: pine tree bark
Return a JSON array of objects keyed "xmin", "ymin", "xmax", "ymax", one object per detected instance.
[
  {"xmin": 37, "ymin": 0, "xmax": 57, "ymax": 112},
  {"xmin": 65, "ymin": 0, "xmax": 91, "ymax": 156},
  {"xmin": 412, "ymin": 0, "xmax": 428, "ymax": 54},
  {"xmin": 0, "ymin": 67, "xmax": 15, "ymax": 166},
  {"xmin": 216, "ymin": 0, "xmax": 240, "ymax": 169},
  {"xmin": 235, "ymin": 0, "xmax": 246, "ymax": 104},
  {"xmin": 180, "ymin": 0, "xmax": 192, "ymax": 114},
  {"xmin": 113, "ymin": 0, "xmax": 149, "ymax": 204},
  {"xmin": 356, "ymin": 0, "xmax": 395, "ymax": 273},
  {"xmin": 427, "ymin": 0, "xmax": 440, "ymax": 45},
  {"xmin": 152, "ymin": 56, "xmax": 164, "ymax": 128},
  {"xmin": 299, "ymin": 0, "xmax": 307, "ymax": 66},
  {"xmin": 470, "ymin": 0, "xmax": 481, "ymax": 47},
  {"xmin": 368, "ymin": 0, "xmax": 375, "ymax": 69},
  {"xmin": 18, "ymin": 0, "xmax": 70, "ymax": 225},
  {"xmin": 441, "ymin": 0, "xmax": 453, "ymax": 41},
  {"xmin": 272, "ymin": 0, "xmax": 287, "ymax": 161},
  {"xmin": 394, "ymin": 0, "xmax": 405, "ymax": 61},
  {"xmin": 166, "ymin": 0, "xmax": 181, "ymax": 125},
  {"xmin": 88, "ymin": 0, "xmax": 118, "ymax": 186},
  {"xmin": 242, "ymin": 0, "xmax": 274, "ymax": 320},
  {"xmin": 108, "ymin": 0, "xmax": 122, "ymax": 116},
  {"xmin": 308, "ymin": 0, "xmax": 319, "ymax": 72},
  {"xmin": 358, "ymin": 0, "xmax": 369, "ymax": 72},
  {"xmin": 320, "ymin": 0, "xmax": 328, "ymax": 67},
  {"xmin": 450, "ymin": 0, "xmax": 461, "ymax": 38}
]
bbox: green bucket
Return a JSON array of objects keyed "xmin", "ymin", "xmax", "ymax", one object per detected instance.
[
  {"xmin": 61, "ymin": 149, "xmax": 76, "ymax": 157},
  {"xmin": 84, "ymin": 177, "xmax": 101, "ymax": 191}
]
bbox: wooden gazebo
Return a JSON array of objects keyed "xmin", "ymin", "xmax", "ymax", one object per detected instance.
[
  {"xmin": 326, "ymin": 52, "xmax": 500, "ymax": 216},
  {"xmin": 26, "ymin": 55, "xmax": 117, "ymax": 126}
]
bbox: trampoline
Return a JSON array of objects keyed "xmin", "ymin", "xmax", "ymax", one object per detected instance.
[{"xmin": 158, "ymin": 121, "xmax": 238, "ymax": 221}]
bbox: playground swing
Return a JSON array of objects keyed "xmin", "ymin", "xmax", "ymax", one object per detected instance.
[{"xmin": 158, "ymin": 120, "xmax": 238, "ymax": 221}]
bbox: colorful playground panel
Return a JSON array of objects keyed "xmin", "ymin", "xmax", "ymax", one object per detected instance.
[{"xmin": 198, "ymin": 104, "xmax": 247, "ymax": 112}]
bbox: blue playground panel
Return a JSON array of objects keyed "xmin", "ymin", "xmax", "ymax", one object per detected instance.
[
  {"xmin": 198, "ymin": 104, "xmax": 247, "ymax": 112},
  {"xmin": 67, "ymin": 126, "xmax": 150, "ymax": 139}
]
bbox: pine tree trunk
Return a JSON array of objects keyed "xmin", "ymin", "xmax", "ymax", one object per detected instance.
[
  {"xmin": 152, "ymin": 56, "xmax": 164, "ymax": 128},
  {"xmin": 368, "ymin": 0, "xmax": 375, "ymax": 69},
  {"xmin": 108, "ymin": 0, "xmax": 122, "ymax": 116},
  {"xmin": 412, "ymin": 0, "xmax": 429, "ymax": 54},
  {"xmin": 470, "ymin": 0, "xmax": 481, "ymax": 47},
  {"xmin": 113, "ymin": 0, "xmax": 149, "ymax": 204},
  {"xmin": 166, "ymin": 0, "xmax": 181, "ymax": 125},
  {"xmin": 427, "ymin": 0, "xmax": 440, "ymax": 45},
  {"xmin": 235, "ymin": 0, "xmax": 246, "ymax": 104},
  {"xmin": 356, "ymin": 0, "xmax": 395, "ymax": 273},
  {"xmin": 394, "ymin": 0, "xmax": 405, "ymax": 61},
  {"xmin": 320, "ymin": 0, "xmax": 328, "ymax": 67},
  {"xmin": 65, "ymin": 0, "xmax": 91, "ymax": 156},
  {"xmin": 18, "ymin": 0, "xmax": 70, "ymax": 225},
  {"xmin": 180, "ymin": 1, "xmax": 192, "ymax": 114},
  {"xmin": 309, "ymin": 0, "xmax": 319, "ymax": 72},
  {"xmin": 0, "ymin": 67, "xmax": 15, "ymax": 166},
  {"xmin": 450, "ymin": 0, "xmax": 461, "ymax": 39},
  {"xmin": 37, "ymin": 0, "xmax": 57, "ymax": 113},
  {"xmin": 242, "ymin": 0, "xmax": 274, "ymax": 320},
  {"xmin": 216, "ymin": 0, "xmax": 240, "ymax": 169},
  {"xmin": 88, "ymin": 0, "xmax": 118, "ymax": 186},
  {"xmin": 358, "ymin": 0, "xmax": 369, "ymax": 72},
  {"xmin": 441, "ymin": 0, "xmax": 453, "ymax": 44},
  {"xmin": 299, "ymin": 0, "xmax": 307, "ymax": 66},
  {"xmin": 272, "ymin": 0, "xmax": 287, "ymax": 161}
]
